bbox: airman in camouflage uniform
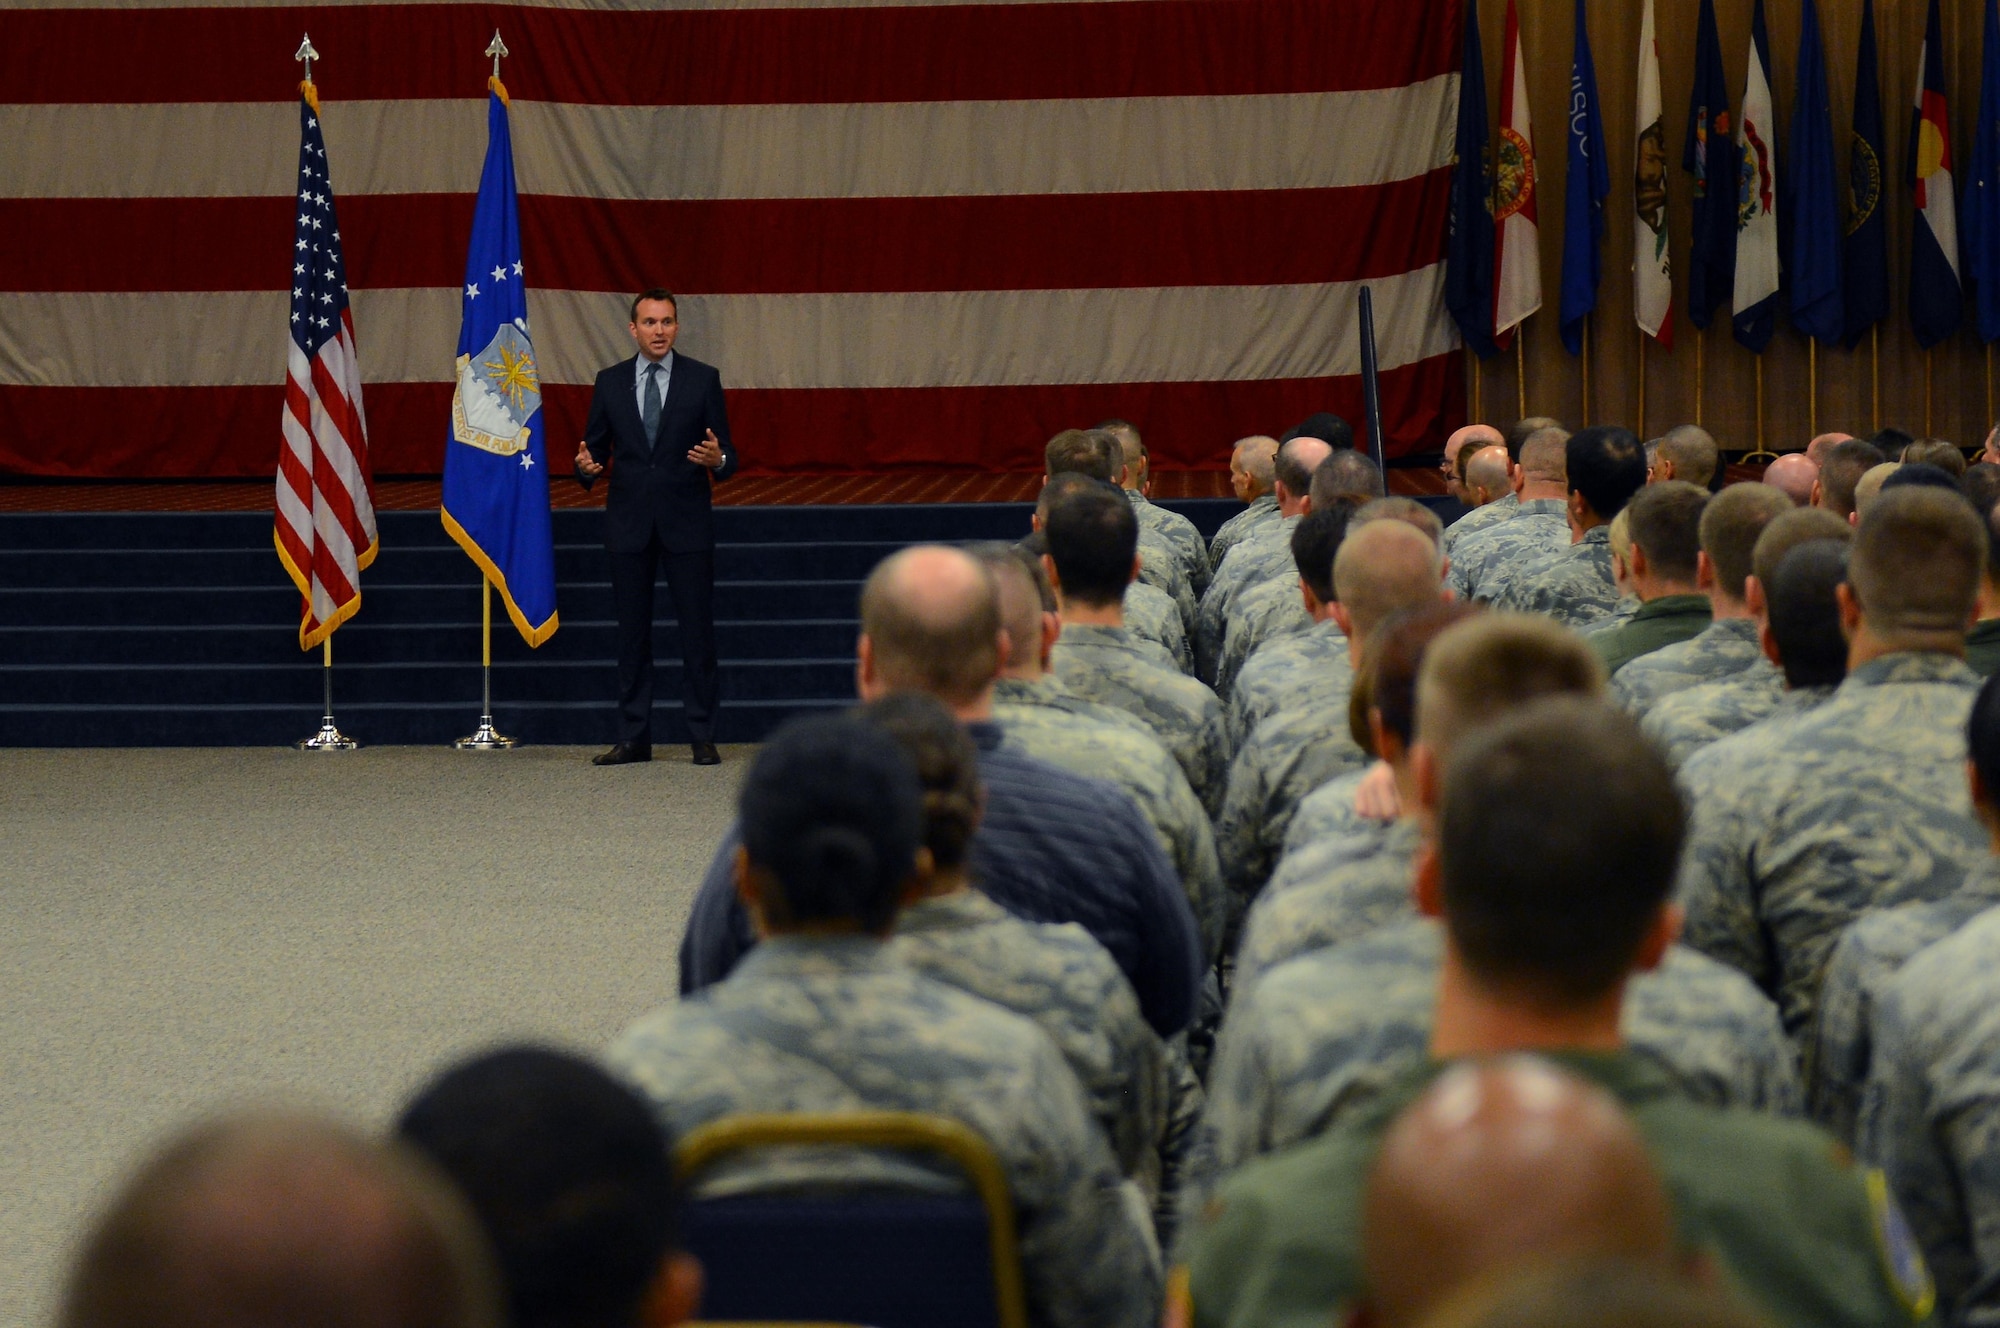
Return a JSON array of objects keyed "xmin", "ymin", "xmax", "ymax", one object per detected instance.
[
  {"xmin": 994, "ymin": 675, "xmax": 1225, "ymax": 958},
  {"xmin": 1813, "ymin": 857, "xmax": 2000, "ymax": 1143},
  {"xmin": 1188, "ymin": 918, "xmax": 1802, "ymax": 1208},
  {"xmin": 1644, "ymin": 676, "xmax": 1828, "ymax": 769},
  {"xmin": 1677, "ymin": 651, "xmax": 1985, "ymax": 1048},
  {"xmin": 1612, "ymin": 617, "xmax": 1779, "ymax": 713},
  {"xmin": 1122, "ymin": 580, "xmax": 1193, "ymax": 674},
  {"xmin": 1232, "ymin": 819, "xmax": 1424, "ymax": 989},
  {"xmin": 1129, "ymin": 489, "xmax": 1211, "ymax": 595},
  {"xmin": 1210, "ymin": 492, "xmax": 1280, "ymax": 570},
  {"xmin": 1198, "ymin": 516, "xmax": 1301, "ymax": 680},
  {"xmin": 1137, "ymin": 526, "xmax": 1198, "ymax": 633},
  {"xmin": 1051, "ymin": 623, "xmax": 1230, "ymax": 816},
  {"xmin": 890, "ymin": 887, "xmax": 1172, "ymax": 1192},
  {"xmin": 1281, "ymin": 766, "xmax": 1384, "ymax": 857},
  {"xmin": 608, "ymin": 934, "xmax": 1162, "ymax": 1328},
  {"xmin": 1438, "ymin": 490, "xmax": 1519, "ymax": 557},
  {"xmin": 1859, "ymin": 901, "xmax": 2000, "ymax": 1324},
  {"xmin": 1228, "ymin": 623, "xmax": 1351, "ymax": 751},
  {"xmin": 1445, "ymin": 497, "xmax": 1569, "ymax": 602},
  {"xmin": 1215, "ymin": 576, "xmax": 1314, "ymax": 702},
  {"xmin": 1490, "ymin": 526, "xmax": 1621, "ymax": 628}
]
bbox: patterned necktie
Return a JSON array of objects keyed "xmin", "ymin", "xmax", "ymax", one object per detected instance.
[{"xmin": 641, "ymin": 362, "xmax": 662, "ymax": 444}]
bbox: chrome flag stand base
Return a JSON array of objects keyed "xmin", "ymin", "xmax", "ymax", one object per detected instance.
[
  {"xmin": 454, "ymin": 580, "xmax": 516, "ymax": 749},
  {"xmin": 297, "ymin": 638, "xmax": 358, "ymax": 750},
  {"xmin": 453, "ymin": 713, "xmax": 517, "ymax": 750}
]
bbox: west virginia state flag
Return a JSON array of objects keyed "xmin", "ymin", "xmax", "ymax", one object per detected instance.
[{"xmin": 441, "ymin": 78, "xmax": 559, "ymax": 646}]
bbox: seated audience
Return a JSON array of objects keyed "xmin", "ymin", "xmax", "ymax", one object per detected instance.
[
  {"xmin": 1678, "ymin": 487, "xmax": 1988, "ymax": 1050},
  {"xmin": 1199, "ymin": 434, "xmax": 1335, "ymax": 678},
  {"xmin": 1493, "ymin": 427, "xmax": 1649, "ymax": 628},
  {"xmin": 1104, "ymin": 418, "xmax": 1210, "ymax": 593},
  {"xmin": 1449, "ymin": 427, "xmax": 1572, "ymax": 603},
  {"xmin": 397, "ymin": 1047, "xmax": 701, "ymax": 1328},
  {"xmin": 1227, "ymin": 503, "xmax": 1365, "ymax": 747},
  {"xmin": 1178, "ymin": 698, "xmax": 1925, "ymax": 1328},
  {"xmin": 1442, "ymin": 423, "xmax": 1505, "ymax": 508},
  {"xmin": 1045, "ymin": 428, "xmax": 1196, "ymax": 631},
  {"xmin": 1443, "ymin": 416, "xmax": 1565, "ymax": 556},
  {"xmin": 1211, "ymin": 435, "xmax": 1282, "ymax": 570},
  {"xmin": 679, "ymin": 544, "xmax": 1202, "ymax": 1038},
  {"xmin": 611, "ymin": 713, "xmax": 1160, "ymax": 1328},
  {"xmin": 1586, "ymin": 482, "xmax": 1711, "ymax": 676},
  {"xmin": 1612, "ymin": 482, "xmax": 1792, "ymax": 713},
  {"xmin": 59, "ymin": 1112, "xmax": 499, "ymax": 1328},
  {"xmin": 1036, "ymin": 477, "xmax": 1189, "ymax": 667}
]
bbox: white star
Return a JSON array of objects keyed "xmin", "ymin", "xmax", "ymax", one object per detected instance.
[
  {"xmin": 466, "ymin": 283, "xmax": 480, "ymax": 299},
  {"xmin": 324, "ymin": 269, "xmax": 336, "ymax": 281},
  {"xmin": 294, "ymin": 263, "xmax": 305, "ymax": 275},
  {"xmin": 311, "ymin": 217, "xmax": 321, "ymax": 229},
  {"xmin": 519, "ymin": 451, "xmax": 535, "ymax": 471},
  {"xmin": 320, "ymin": 292, "xmax": 333, "ymax": 305},
  {"xmin": 317, "ymin": 315, "xmax": 329, "ymax": 328},
  {"xmin": 491, "ymin": 265, "xmax": 507, "ymax": 282},
  {"xmin": 302, "ymin": 165, "xmax": 313, "ymax": 177},
  {"xmin": 291, "ymin": 311, "xmax": 300, "ymax": 322},
  {"xmin": 298, "ymin": 214, "xmax": 310, "ymax": 226},
  {"xmin": 512, "ymin": 260, "xmax": 523, "ymax": 276},
  {"xmin": 332, "ymin": 231, "xmax": 340, "ymax": 241},
  {"xmin": 315, "ymin": 193, "xmax": 326, "ymax": 206},
  {"xmin": 293, "ymin": 287, "xmax": 303, "ymax": 297},
  {"xmin": 306, "ymin": 116, "xmax": 316, "ymax": 129},
  {"xmin": 297, "ymin": 238, "xmax": 308, "ymax": 251}
]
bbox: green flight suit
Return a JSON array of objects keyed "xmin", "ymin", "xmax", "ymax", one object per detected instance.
[{"xmin": 1589, "ymin": 593, "xmax": 1713, "ymax": 678}]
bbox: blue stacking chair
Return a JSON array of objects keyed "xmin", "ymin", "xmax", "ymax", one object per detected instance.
[{"xmin": 674, "ymin": 1112, "xmax": 1030, "ymax": 1328}]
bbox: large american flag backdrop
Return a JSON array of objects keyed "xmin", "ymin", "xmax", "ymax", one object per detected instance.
[{"xmin": 0, "ymin": 0, "xmax": 1464, "ymax": 480}]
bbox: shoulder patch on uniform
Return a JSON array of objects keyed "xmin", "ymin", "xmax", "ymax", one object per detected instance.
[{"xmin": 1867, "ymin": 1168, "xmax": 1937, "ymax": 1321}]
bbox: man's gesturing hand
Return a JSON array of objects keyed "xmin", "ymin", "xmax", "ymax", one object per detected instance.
[
  {"xmin": 575, "ymin": 440, "xmax": 604, "ymax": 478},
  {"xmin": 687, "ymin": 429, "xmax": 725, "ymax": 470}
]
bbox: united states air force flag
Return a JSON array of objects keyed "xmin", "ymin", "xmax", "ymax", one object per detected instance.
[{"xmin": 441, "ymin": 77, "xmax": 558, "ymax": 646}]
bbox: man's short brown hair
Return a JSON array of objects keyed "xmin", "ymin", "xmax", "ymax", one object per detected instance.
[
  {"xmin": 1415, "ymin": 613, "xmax": 1607, "ymax": 756},
  {"xmin": 1819, "ymin": 438, "xmax": 1888, "ymax": 517},
  {"xmin": 1623, "ymin": 482, "xmax": 1707, "ymax": 584},
  {"xmin": 1750, "ymin": 506, "xmax": 1852, "ymax": 591},
  {"xmin": 1655, "ymin": 425, "xmax": 1719, "ymax": 488},
  {"xmin": 1902, "ymin": 438, "xmax": 1968, "ymax": 477},
  {"xmin": 1043, "ymin": 429, "xmax": 1119, "ymax": 482},
  {"xmin": 859, "ymin": 546, "xmax": 1003, "ymax": 705},
  {"xmin": 1851, "ymin": 487, "xmax": 1986, "ymax": 637},
  {"xmin": 1698, "ymin": 483, "xmax": 1793, "ymax": 600},
  {"xmin": 628, "ymin": 288, "xmax": 677, "ymax": 322}
]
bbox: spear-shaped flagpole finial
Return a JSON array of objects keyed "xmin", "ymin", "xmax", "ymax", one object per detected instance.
[
  {"xmin": 486, "ymin": 29, "xmax": 509, "ymax": 80},
  {"xmin": 295, "ymin": 33, "xmax": 320, "ymax": 84}
]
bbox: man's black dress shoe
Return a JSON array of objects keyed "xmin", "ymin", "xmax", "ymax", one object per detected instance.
[
  {"xmin": 593, "ymin": 741, "xmax": 652, "ymax": 766},
  {"xmin": 691, "ymin": 741, "xmax": 721, "ymax": 766}
]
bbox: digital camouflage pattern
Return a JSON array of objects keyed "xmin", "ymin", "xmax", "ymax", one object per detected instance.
[
  {"xmin": 1051, "ymin": 623, "xmax": 1230, "ymax": 817},
  {"xmin": 1613, "ymin": 617, "xmax": 1777, "ymax": 714},
  {"xmin": 1137, "ymin": 526, "xmax": 1198, "ymax": 633},
  {"xmin": 1215, "ymin": 688, "xmax": 1370, "ymax": 929},
  {"xmin": 995, "ymin": 676, "xmax": 1225, "ymax": 958},
  {"xmin": 1281, "ymin": 767, "xmax": 1388, "ymax": 857},
  {"xmin": 891, "ymin": 888, "xmax": 1171, "ymax": 1188},
  {"xmin": 1445, "ymin": 499, "xmax": 1570, "ymax": 601},
  {"xmin": 1644, "ymin": 677, "xmax": 1827, "ymax": 770},
  {"xmin": 1130, "ymin": 490, "xmax": 1211, "ymax": 595},
  {"xmin": 1861, "ymin": 900, "xmax": 2000, "ymax": 1324},
  {"xmin": 1227, "ymin": 622, "xmax": 1352, "ymax": 751},
  {"xmin": 1198, "ymin": 515, "xmax": 1301, "ymax": 681},
  {"xmin": 609, "ymin": 935, "xmax": 1162, "ymax": 1328},
  {"xmin": 1439, "ymin": 490, "xmax": 1520, "ymax": 556},
  {"xmin": 1215, "ymin": 577, "xmax": 1315, "ymax": 703},
  {"xmin": 1677, "ymin": 651, "xmax": 1985, "ymax": 1050},
  {"xmin": 1812, "ymin": 857, "xmax": 2000, "ymax": 1144},
  {"xmin": 1490, "ymin": 524, "xmax": 1622, "ymax": 629},
  {"xmin": 1209, "ymin": 492, "xmax": 1281, "ymax": 570},
  {"xmin": 1233, "ymin": 819, "xmax": 1424, "ymax": 989},
  {"xmin": 1187, "ymin": 919, "xmax": 1802, "ymax": 1212},
  {"xmin": 1123, "ymin": 581, "xmax": 1194, "ymax": 675},
  {"xmin": 1589, "ymin": 593, "xmax": 1713, "ymax": 678}
]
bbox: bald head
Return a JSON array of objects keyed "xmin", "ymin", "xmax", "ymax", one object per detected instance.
[
  {"xmin": 1275, "ymin": 436, "xmax": 1336, "ymax": 505},
  {"xmin": 859, "ymin": 545, "xmax": 1004, "ymax": 705},
  {"xmin": 1465, "ymin": 445, "xmax": 1512, "ymax": 505},
  {"xmin": 1334, "ymin": 519, "xmax": 1445, "ymax": 644},
  {"xmin": 1807, "ymin": 431, "xmax": 1855, "ymax": 465},
  {"xmin": 1447, "ymin": 426, "xmax": 1505, "ymax": 494},
  {"xmin": 1361, "ymin": 1059, "xmax": 1676, "ymax": 1328},
  {"xmin": 61, "ymin": 1113, "xmax": 498, "ymax": 1328},
  {"xmin": 1230, "ymin": 435, "xmax": 1280, "ymax": 502},
  {"xmin": 1761, "ymin": 453, "xmax": 1819, "ymax": 506}
]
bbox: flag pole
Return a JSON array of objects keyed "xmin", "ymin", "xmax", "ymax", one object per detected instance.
[
  {"xmin": 455, "ymin": 578, "xmax": 517, "ymax": 750},
  {"xmin": 296, "ymin": 633, "xmax": 358, "ymax": 751},
  {"xmin": 1581, "ymin": 314, "xmax": 1592, "ymax": 427},
  {"xmin": 1637, "ymin": 328, "xmax": 1647, "ymax": 439},
  {"xmin": 1872, "ymin": 325, "xmax": 1881, "ymax": 430},
  {"xmin": 1695, "ymin": 327, "xmax": 1705, "ymax": 427},
  {"xmin": 1741, "ymin": 356, "xmax": 1777, "ymax": 463},
  {"xmin": 1809, "ymin": 341, "xmax": 1818, "ymax": 438},
  {"xmin": 1472, "ymin": 349, "xmax": 1482, "ymax": 424},
  {"xmin": 1515, "ymin": 330, "xmax": 1527, "ymax": 418},
  {"xmin": 1926, "ymin": 348, "xmax": 1935, "ymax": 436}
]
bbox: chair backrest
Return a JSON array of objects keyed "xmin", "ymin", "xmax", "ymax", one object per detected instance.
[{"xmin": 674, "ymin": 1112, "xmax": 1029, "ymax": 1328}]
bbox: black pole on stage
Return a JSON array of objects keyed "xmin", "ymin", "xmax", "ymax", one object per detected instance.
[{"xmin": 1358, "ymin": 286, "xmax": 1385, "ymax": 471}]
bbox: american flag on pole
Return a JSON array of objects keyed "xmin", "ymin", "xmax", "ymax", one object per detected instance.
[{"xmin": 275, "ymin": 78, "xmax": 377, "ymax": 650}]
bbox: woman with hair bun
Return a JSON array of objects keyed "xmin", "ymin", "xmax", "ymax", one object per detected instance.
[{"xmin": 608, "ymin": 712, "xmax": 1160, "ymax": 1328}]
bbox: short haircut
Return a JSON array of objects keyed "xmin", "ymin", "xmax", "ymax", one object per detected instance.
[
  {"xmin": 629, "ymin": 288, "xmax": 677, "ymax": 321},
  {"xmin": 60, "ymin": 1114, "xmax": 499, "ymax": 1328},
  {"xmin": 1566, "ymin": 427, "xmax": 1648, "ymax": 521},
  {"xmin": 1282, "ymin": 412, "xmax": 1355, "ymax": 449},
  {"xmin": 1623, "ymin": 482, "xmax": 1708, "ymax": 584},
  {"xmin": 967, "ymin": 541, "xmax": 1047, "ymax": 667},
  {"xmin": 968, "ymin": 538, "xmax": 1053, "ymax": 613},
  {"xmin": 1368, "ymin": 602, "xmax": 1485, "ymax": 748},
  {"xmin": 738, "ymin": 713, "xmax": 924, "ymax": 934},
  {"xmin": 1505, "ymin": 416, "xmax": 1565, "ymax": 461},
  {"xmin": 1656, "ymin": 424, "xmax": 1719, "ymax": 488},
  {"xmin": 1766, "ymin": 540, "xmax": 1852, "ymax": 690},
  {"xmin": 1276, "ymin": 435, "xmax": 1334, "ymax": 495},
  {"xmin": 1465, "ymin": 446, "xmax": 1512, "ymax": 495},
  {"xmin": 1354, "ymin": 496, "xmax": 1446, "ymax": 552},
  {"xmin": 1234, "ymin": 436, "xmax": 1279, "ymax": 489},
  {"xmin": 861, "ymin": 693, "xmax": 982, "ymax": 872},
  {"xmin": 1820, "ymin": 438, "xmax": 1889, "ymax": 516},
  {"xmin": 1438, "ymin": 698, "xmax": 1685, "ymax": 1005},
  {"xmin": 1095, "ymin": 418, "xmax": 1140, "ymax": 447},
  {"xmin": 859, "ymin": 545, "xmax": 1003, "ymax": 705},
  {"xmin": 1698, "ymin": 482, "xmax": 1794, "ymax": 600},
  {"xmin": 1607, "ymin": 508, "xmax": 1633, "ymax": 566},
  {"xmin": 1870, "ymin": 425, "xmax": 1918, "ymax": 455},
  {"xmin": 1519, "ymin": 428, "xmax": 1570, "ymax": 483},
  {"xmin": 397, "ymin": 1048, "xmax": 677, "ymax": 1328},
  {"xmin": 1962, "ymin": 462, "xmax": 2000, "ymax": 516},
  {"xmin": 1749, "ymin": 505, "xmax": 1852, "ymax": 591},
  {"xmin": 1903, "ymin": 438, "xmax": 1968, "ymax": 477},
  {"xmin": 1854, "ymin": 462, "xmax": 1901, "ymax": 516},
  {"xmin": 1969, "ymin": 672, "xmax": 2000, "ymax": 808},
  {"xmin": 1414, "ymin": 613, "xmax": 1608, "ymax": 756},
  {"xmin": 1883, "ymin": 462, "xmax": 1967, "ymax": 497},
  {"xmin": 1851, "ymin": 487, "xmax": 1987, "ymax": 637},
  {"xmin": 1292, "ymin": 501, "xmax": 1364, "ymax": 602},
  {"xmin": 1044, "ymin": 428, "xmax": 1118, "ymax": 482},
  {"xmin": 1311, "ymin": 449, "xmax": 1387, "ymax": 506},
  {"xmin": 1335, "ymin": 519, "xmax": 1445, "ymax": 640},
  {"xmin": 1042, "ymin": 476, "xmax": 1139, "ymax": 607}
]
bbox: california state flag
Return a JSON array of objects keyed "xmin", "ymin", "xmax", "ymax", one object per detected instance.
[
  {"xmin": 1633, "ymin": 0, "xmax": 1674, "ymax": 346},
  {"xmin": 1493, "ymin": 0, "xmax": 1542, "ymax": 343}
]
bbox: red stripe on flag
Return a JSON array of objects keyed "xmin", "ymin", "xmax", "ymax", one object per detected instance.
[
  {"xmin": 0, "ymin": 177, "xmax": 1451, "ymax": 294},
  {"xmin": 0, "ymin": 2, "xmax": 1456, "ymax": 105},
  {"xmin": 0, "ymin": 361, "xmax": 1460, "ymax": 479}
]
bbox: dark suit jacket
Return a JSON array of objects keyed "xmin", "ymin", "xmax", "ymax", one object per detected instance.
[{"xmin": 577, "ymin": 352, "xmax": 737, "ymax": 553}]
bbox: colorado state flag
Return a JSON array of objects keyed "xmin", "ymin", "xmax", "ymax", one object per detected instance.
[
  {"xmin": 1910, "ymin": 0, "xmax": 1963, "ymax": 347},
  {"xmin": 441, "ymin": 77, "xmax": 559, "ymax": 646}
]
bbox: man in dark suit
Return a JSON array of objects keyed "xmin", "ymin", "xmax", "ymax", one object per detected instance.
[{"xmin": 574, "ymin": 289, "xmax": 737, "ymax": 766}]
